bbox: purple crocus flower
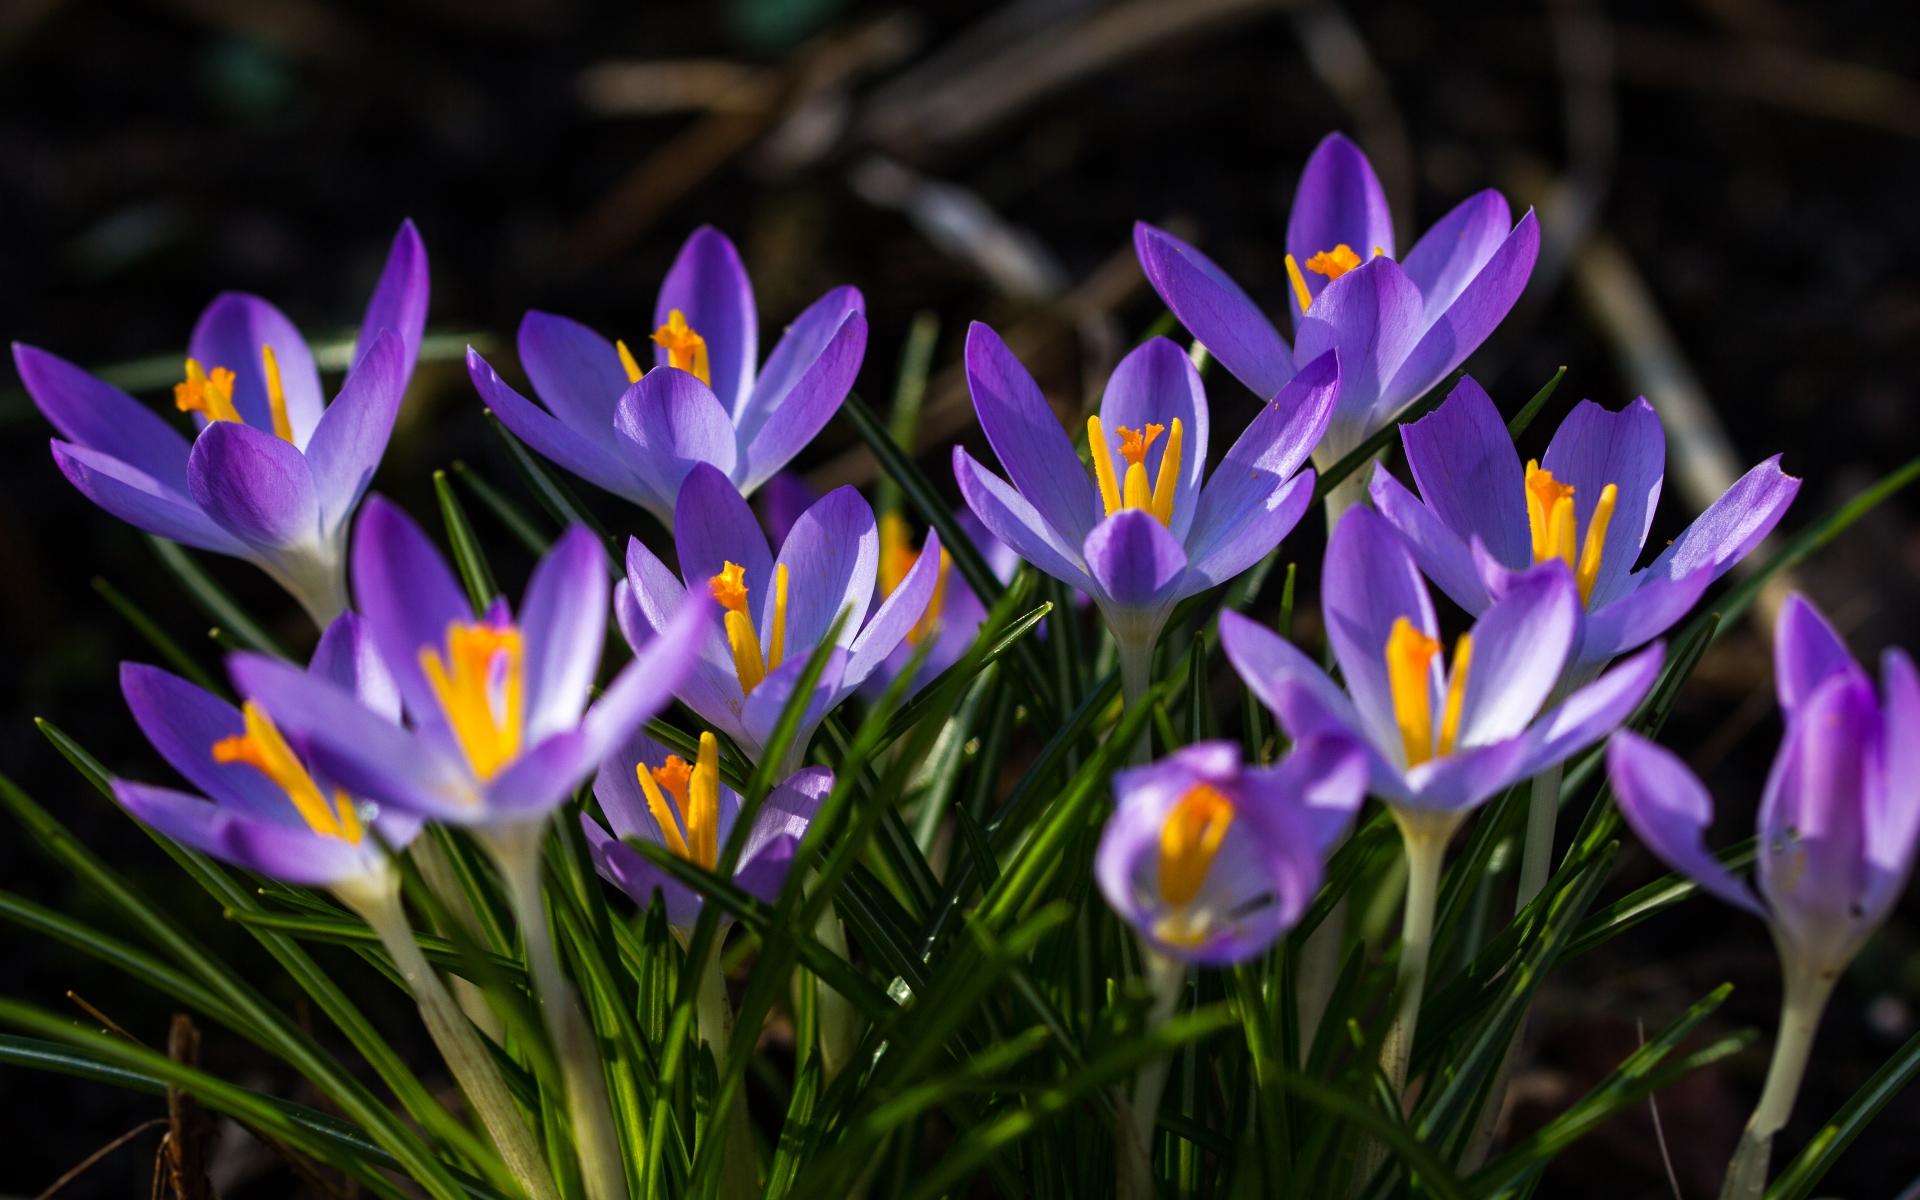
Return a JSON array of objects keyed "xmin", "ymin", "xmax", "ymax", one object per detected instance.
[
  {"xmin": 1095, "ymin": 737, "xmax": 1367, "ymax": 966},
  {"xmin": 1134, "ymin": 133, "xmax": 1538, "ymax": 488},
  {"xmin": 224, "ymin": 495, "xmax": 712, "ymax": 830},
  {"xmin": 468, "ymin": 226, "xmax": 867, "ymax": 524},
  {"xmin": 113, "ymin": 612, "xmax": 418, "ymax": 887},
  {"xmin": 16, "ymin": 221, "xmax": 429, "ymax": 627},
  {"xmin": 620, "ymin": 463, "xmax": 944, "ymax": 774},
  {"xmin": 954, "ymin": 324, "xmax": 1338, "ymax": 699},
  {"xmin": 857, "ymin": 508, "xmax": 1022, "ymax": 701},
  {"xmin": 1607, "ymin": 595, "xmax": 1920, "ymax": 1194},
  {"xmin": 1370, "ymin": 375, "xmax": 1801, "ymax": 677},
  {"xmin": 1220, "ymin": 506, "xmax": 1663, "ymax": 824},
  {"xmin": 580, "ymin": 727, "xmax": 833, "ymax": 933}
]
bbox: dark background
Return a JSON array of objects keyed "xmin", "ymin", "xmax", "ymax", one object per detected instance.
[{"xmin": 2, "ymin": 0, "xmax": 1919, "ymax": 1195}]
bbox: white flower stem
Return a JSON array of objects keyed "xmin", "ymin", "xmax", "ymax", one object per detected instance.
[
  {"xmin": 1721, "ymin": 962, "xmax": 1837, "ymax": 1200},
  {"xmin": 487, "ymin": 823, "xmax": 630, "ymax": 1200},
  {"xmin": 1320, "ymin": 455, "xmax": 1378, "ymax": 527},
  {"xmin": 334, "ymin": 870, "xmax": 560, "ymax": 1200},
  {"xmin": 1117, "ymin": 634, "xmax": 1157, "ymax": 767},
  {"xmin": 1515, "ymin": 761, "xmax": 1564, "ymax": 912},
  {"xmin": 812, "ymin": 899, "xmax": 863, "ymax": 1080},
  {"xmin": 1117, "ymin": 948, "xmax": 1185, "ymax": 1200},
  {"xmin": 691, "ymin": 936, "xmax": 760, "ymax": 1200}
]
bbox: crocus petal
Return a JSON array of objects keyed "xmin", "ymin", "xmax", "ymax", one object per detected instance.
[
  {"xmin": 656, "ymin": 226, "xmax": 757, "ymax": 416},
  {"xmin": 306, "ymin": 330, "xmax": 404, "ymax": 536},
  {"xmin": 739, "ymin": 312, "xmax": 867, "ymax": 496},
  {"xmin": 1377, "ymin": 210, "xmax": 1540, "ymax": 430},
  {"xmin": 952, "ymin": 447, "xmax": 1087, "ymax": 586},
  {"xmin": 593, "ymin": 729, "xmax": 680, "ymax": 843},
  {"xmin": 1177, "ymin": 471, "xmax": 1314, "ymax": 601},
  {"xmin": 1084, "ymin": 509, "xmax": 1187, "ymax": 613},
  {"xmin": 1871, "ymin": 648, "xmax": 1920, "ymax": 879},
  {"xmin": 1399, "ymin": 375, "xmax": 1530, "ymax": 570},
  {"xmin": 674, "ymin": 463, "xmax": 773, "ymax": 628},
  {"xmin": 1540, "ymin": 397, "xmax": 1665, "ymax": 607},
  {"xmin": 1095, "ymin": 338, "xmax": 1210, "ymax": 540},
  {"xmin": 1403, "ymin": 737, "xmax": 1534, "ymax": 814},
  {"xmin": 740, "ymin": 648, "xmax": 848, "ymax": 759},
  {"xmin": 113, "ymin": 782, "xmax": 243, "ymax": 862},
  {"xmin": 1452, "ymin": 563, "xmax": 1578, "ymax": 748},
  {"xmin": 471, "ymin": 350, "xmax": 655, "ymax": 508},
  {"xmin": 735, "ymin": 767, "xmax": 833, "ymax": 901},
  {"xmin": 736, "ymin": 286, "xmax": 864, "ymax": 448},
  {"xmin": 1400, "ymin": 191, "xmax": 1513, "ymax": 325},
  {"xmin": 582, "ymin": 813, "xmax": 702, "ymax": 929},
  {"xmin": 614, "ymin": 368, "xmax": 739, "ymax": 514},
  {"xmin": 354, "ymin": 219, "xmax": 430, "ymax": 379},
  {"xmin": 1512, "ymin": 642, "xmax": 1665, "ymax": 779},
  {"xmin": 1320, "ymin": 506, "xmax": 1438, "ymax": 764},
  {"xmin": 1608, "ymin": 731, "xmax": 1766, "ymax": 915},
  {"xmin": 1294, "ymin": 257, "xmax": 1426, "ymax": 460},
  {"xmin": 189, "ymin": 293, "xmax": 324, "ymax": 448},
  {"xmin": 519, "ymin": 526, "xmax": 611, "ymax": 744},
  {"xmin": 15, "ymin": 343, "xmax": 192, "ymax": 493},
  {"xmin": 1775, "ymin": 592, "xmax": 1859, "ymax": 713},
  {"xmin": 965, "ymin": 322, "xmax": 1097, "ymax": 544},
  {"xmin": 617, "ymin": 549, "xmax": 749, "ymax": 747},
  {"xmin": 1369, "ymin": 465, "xmax": 1491, "ymax": 614},
  {"xmin": 773, "ymin": 486, "xmax": 879, "ymax": 654},
  {"xmin": 187, "ymin": 420, "xmax": 321, "ymax": 552},
  {"xmin": 759, "ymin": 472, "xmax": 817, "ymax": 549},
  {"xmin": 1578, "ymin": 566, "xmax": 1713, "ymax": 667},
  {"xmin": 309, "ymin": 611, "xmax": 401, "ymax": 722},
  {"xmin": 121, "ymin": 662, "xmax": 287, "ymax": 818},
  {"xmin": 1646, "ymin": 455, "xmax": 1801, "ymax": 586},
  {"xmin": 50, "ymin": 440, "xmax": 246, "ymax": 555},
  {"xmin": 1253, "ymin": 733, "xmax": 1371, "ymax": 853},
  {"xmin": 517, "ymin": 311, "xmax": 629, "ymax": 453},
  {"xmin": 846, "ymin": 530, "xmax": 942, "ymax": 690},
  {"xmin": 580, "ymin": 592, "xmax": 715, "ymax": 769},
  {"xmin": 221, "ymin": 813, "xmax": 378, "ymax": 886},
  {"xmin": 1286, "ymin": 132, "xmax": 1396, "ymax": 316},
  {"xmin": 1132, "ymin": 222, "xmax": 1295, "ymax": 402},
  {"xmin": 350, "ymin": 495, "xmax": 474, "ymax": 736},
  {"xmin": 1757, "ymin": 672, "xmax": 1877, "ymax": 935}
]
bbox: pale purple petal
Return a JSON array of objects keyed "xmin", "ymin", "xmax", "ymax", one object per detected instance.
[
  {"xmin": 354, "ymin": 219, "xmax": 429, "ymax": 379},
  {"xmin": 309, "ymin": 611, "xmax": 401, "ymax": 722},
  {"xmin": 582, "ymin": 813, "xmax": 702, "ymax": 929},
  {"xmin": 739, "ymin": 647, "xmax": 848, "ymax": 761},
  {"xmin": 1321, "ymin": 506, "xmax": 1438, "ymax": 764},
  {"xmin": 1452, "ymin": 562, "xmax": 1578, "ymax": 748},
  {"xmin": 350, "ymin": 495, "xmax": 473, "ymax": 736},
  {"xmin": 113, "ymin": 782, "xmax": 321, "ymax": 877},
  {"xmin": 1399, "ymin": 375, "xmax": 1529, "ymax": 570},
  {"xmin": 1577, "ymin": 566, "xmax": 1712, "ymax": 668},
  {"xmin": 221, "ymin": 814, "xmax": 380, "ymax": 886},
  {"xmin": 187, "ymin": 421, "xmax": 321, "ymax": 552},
  {"xmin": 736, "ymin": 286, "xmax": 864, "ymax": 447},
  {"xmin": 732, "ymin": 835, "xmax": 800, "ymax": 907},
  {"xmin": 736, "ymin": 767, "xmax": 832, "ymax": 901},
  {"xmin": 1402, "ymin": 738, "xmax": 1533, "ymax": 814},
  {"xmin": 614, "ymin": 368, "xmax": 739, "ymax": 512},
  {"xmin": 655, "ymin": 226, "xmax": 757, "ymax": 416},
  {"xmin": 1400, "ymin": 191, "xmax": 1512, "ymax": 325},
  {"xmin": 1083, "ymin": 509, "xmax": 1186, "ymax": 612},
  {"xmin": 1095, "ymin": 338, "xmax": 1209, "ymax": 541},
  {"xmin": 1512, "ymin": 642, "xmax": 1665, "ymax": 779},
  {"xmin": 306, "ymin": 330, "xmax": 404, "ymax": 536},
  {"xmin": 758, "ymin": 472, "xmax": 817, "ymax": 549},
  {"xmin": 674, "ymin": 463, "xmax": 773, "ymax": 628},
  {"xmin": 1252, "ymin": 733, "xmax": 1371, "ymax": 854},
  {"xmin": 965, "ymin": 322, "xmax": 1097, "ymax": 544},
  {"xmin": 617, "ymin": 548, "xmax": 747, "ymax": 747},
  {"xmin": 846, "ymin": 529, "xmax": 942, "ymax": 690},
  {"xmin": 952, "ymin": 447, "xmax": 1087, "ymax": 586},
  {"xmin": 1286, "ymin": 132, "xmax": 1396, "ymax": 317},
  {"xmin": 1294, "ymin": 257, "xmax": 1427, "ymax": 459},
  {"xmin": 189, "ymin": 293, "xmax": 324, "ymax": 448},
  {"xmin": 773, "ymin": 485, "xmax": 878, "ymax": 654},
  {"xmin": 1605, "ymin": 733, "xmax": 1764, "ymax": 917},
  {"xmin": 517, "ymin": 311, "xmax": 628, "ymax": 451},
  {"xmin": 50, "ymin": 440, "xmax": 246, "ymax": 555},
  {"xmin": 471, "ymin": 349, "xmax": 655, "ymax": 509},
  {"xmin": 739, "ymin": 311, "xmax": 866, "ymax": 496},
  {"xmin": 1132, "ymin": 222, "xmax": 1295, "ymax": 402},
  {"xmin": 1540, "ymin": 397, "xmax": 1665, "ymax": 607},
  {"xmin": 1775, "ymin": 592, "xmax": 1859, "ymax": 713},
  {"xmin": 519, "ymin": 526, "xmax": 611, "ymax": 744},
  {"xmin": 1646, "ymin": 456, "xmax": 1801, "ymax": 586},
  {"xmin": 1369, "ymin": 464, "xmax": 1492, "ymax": 615},
  {"xmin": 1177, "ymin": 471, "xmax": 1314, "ymax": 601},
  {"xmin": 15, "ymin": 343, "xmax": 192, "ymax": 493},
  {"xmin": 1757, "ymin": 672, "xmax": 1877, "ymax": 937},
  {"xmin": 1871, "ymin": 649, "xmax": 1920, "ymax": 880},
  {"xmin": 121, "ymin": 662, "xmax": 286, "ymax": 818},
  {"xmin": 579, "ymin": 592, "xmax": 716, "ymax": 767}
]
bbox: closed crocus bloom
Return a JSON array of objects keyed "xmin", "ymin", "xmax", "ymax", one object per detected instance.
[
  {"xmin": 1134, "ymin": 134, "xmax": 1538, "ymax": 509},
  {"xmin": 1370, "ymin": 375, "xmax": 1801, "ymax": 678},
  {"xmin": 1096, "ymin": 737, "xmax": 1367, "ymax": 966},
  {"xmin": 469, "ymin": 225, "xmax": 867, "ymax": 524},
  {"xmin": 1607, "ymin": 594, "xmax": 1920, "ymax": 1198},
  {"xmin": 618, "ymin": 462, "xmax": 945, "ymax": 774},
  {"xmin": 954, "ymin": 324, "xmax": 1338, "ymax": 708},
  {"xmin": 17, "ymin": 221, "xmax": 428, "ymax": 627}
]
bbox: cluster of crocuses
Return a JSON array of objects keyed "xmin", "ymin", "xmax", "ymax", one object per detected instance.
[{"xmin": 13, "ymin": 132, "xmax": 1902, "ymax": 1198}]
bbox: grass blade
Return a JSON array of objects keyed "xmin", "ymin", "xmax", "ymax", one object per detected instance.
[{"xmin": 147, "ymin": 535, "xmax": 289, "ymax": 658}]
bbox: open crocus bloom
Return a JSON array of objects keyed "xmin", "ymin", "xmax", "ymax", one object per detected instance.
[
  {"xmin": 1133, "ymin": 133, "xmax": 1538, "ymax": 475},
  {"xmin": 1609, "ymin": 594, "xmax": 1920, "ymax": 981},
  {"xmin": 17, "ymin": 221, "xmax": 428, "ymax": 627},
  {"xmin": 619, "ymin": 463, "xmax": 944, "ymax": 774},
  {"xmin": 1095, "ymin": 737, "xmax": 1367, "ymax": 965},
  {"xmin": 953, "ymin": 324, "xmax": 1337, "ymax": 694},
  {"xmin": 113, "ymin": 613, "xmax": 420, "ymax": 887},
  {"xmin": 1220, "ymin": 507, "xmax": 1662, "ymax": 823},
  {"xmin": 469, "ymin": 226, "xmax": 867, "ymax": 524},
  {"xmin": 1370, "ymin": 376, "xmax": 1801, "ymax": 677},
  {"xmin": 581, "ymin": 727, "xmax": 833, "ymax": 933},
  {"xmin": 226, "ymin": 496, "xmax": 711, "ymax": 829}
]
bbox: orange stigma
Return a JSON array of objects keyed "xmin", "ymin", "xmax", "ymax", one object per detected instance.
[{"xmin": 651, "ymin": 310, "xmax": 710, "ymax": 386}]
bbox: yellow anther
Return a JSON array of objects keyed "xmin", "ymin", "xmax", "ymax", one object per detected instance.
[
  {"xmin": 1576, "ymin": 484, "xmax": 1617, "ymax": 606},
  {"xmin": 174, "ymin": 359, "xmax": 241, "ymax": 424},
  {"xmin": 419, "ymin": 622, "xmax": 524, "ymax": 780},
  {"xmin": 1524, "ymin": 461, "xmax": 1578, "ymax": 569},
  {"xmin": 615, "ymin": 339, "xmax": 645, "ymax": 385},
  {"xmin": 212, "ymin": 702, "xmax": 358, "ymax": 842},
  {"xmin": 635, "ymin": 760, "xmax": 691, "ymax": 860},
  {"xmin": 1305, "ymin": 244, "xmax": 1363, "ymax": 279},
  {"xmin": 687, "ymin": 732, "xmax": 720, "ymax": 870},
  {"xmin": 1158, "ymin": 784, "xmax": 1235, "ymax": 908},
  {"xmin": 1285, "ymin": 254, "xmax": 1314, "ymax": 317},
  {"xmin": 651, "ymin": 310, "xmax": 710, "ymax": 386},
  {"xmin": 879, "ymin": 512, "xmax": 915, "ymax": 599},
  {"xmin": 1386, "ymin": 618, "xmax": 1441, "ymax": 767},
  {"xmin": 1122, "ymin": 461, "xmax": 1153, "ymax": 512},
  {"xmin": 767, "ymin": 564, "xmax": 789, "ymax": 673},
  {"xmin": 1088, "ymin": 416, "xmax": 1122, "ymax": 517},
  {"xmin": 1150, "ymin": 418, "xmax": 1184, "ymax": 526},
  {"xmin": 260, "ymin": 344, "xmax": 294, "ymax": 442},
  {"xmin": 907, "ymin": 551, "xmax": 951, "ymax": 647},
  {"xmin": 1437, "ymin": 634, "xmax": 1473, "ymax": 758},
  {"xmin": 1116, "ymin": 423, "xmax": 1164, "ymax": 467},
  {"xmin": 710, "ymin": 562, "xmax": 782, "ymax": 695}
]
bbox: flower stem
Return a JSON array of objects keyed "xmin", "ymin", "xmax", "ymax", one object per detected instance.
[
  {"xmin": 334, "ymin": 869, "xmax": 560, "ymax": 1200},
  {"xmin": 1721, "ymin": 963, "xmax": 1837, "ymax": 1200},
  {"xmin": 1117, "ymin": 635, "xmax": 1157, "ymax": 766},
  {"xmin": 1117, "ymin": 948, "xmax": 1185, "ymax": 1200},
  {"xmin": 1515, "ymin": 761, "xmax": 1564, "ymax": 911},
  {"xmin": 811, "ymin": 883, "xmax": 864, "ymax": 1081},
  {"xmin": 487, "ymin": 822, "xmax": 630, "ymax": 1200},
  {"xmin": 692, "ymin": 937, "xmax": 760, "ymax": 1200}
]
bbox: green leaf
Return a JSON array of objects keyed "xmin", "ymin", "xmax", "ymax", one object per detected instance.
[
  {"xmin": 146, "ymin": 535, "xmax": 289, "ymax": 658},
  {"xmin": 485, "ymin": 412, "xmax": 619, "ymax": 561},
  {"xmin": 1505, "ymin": 367, "xmax": 1566, "ymax": 441},
  {"xmin": 1562, "ymin": 838, "xmax": 1756, "ymax": 960},
  {"xmin": 1766, "ymin": 1022, "xmax": 1920, "ymax": 1200},
  {"xmin": 435, "ymin": 468, "xmax": 501, "ymax": 610},
  {"xmin": 453, "ymin": 459, "xmax": 553, "ymax": 555},
  {"xmin": 224, "ymin": 906, "xmax": 529, "ymax": 984},
  {"xmin": 91, "ymin": 576, "xmax": 225, "ymax": 694}
]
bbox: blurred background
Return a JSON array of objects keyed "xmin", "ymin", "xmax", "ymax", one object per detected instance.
[{"xmin": 2, "ymin": 0, "xmax": 1919, "ymax": 1194}]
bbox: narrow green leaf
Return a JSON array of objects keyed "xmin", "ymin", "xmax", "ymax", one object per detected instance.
[
  {"xmin": 453, "ymin": 459, "xmax": 553, "ymax": 555},
  {"xmin": 92, "ymin": 576, "xmax": 224, "ymax": 693},
  {"xmin": 147, "ymin": 535, "xmax": 289, "ymax": 658},
  {"xmin": 1505, "ymin": 367, "xmax": 1566, "ymax": 441},
  {"xmin": 874, "ymin": 310, "xmax": 941, "ymax": 518},
  {"xmin": 954, "ymin": 805, "xmax": 1000, "ymax": 887},
  {"xmin": 224, "ymin": 906, "xmax": 528, "ymax": 984},
  {"xmin": 485, "ymin": 412, "xmax": 619, "ymax": 559},
  {"xmin": 1766, "ymin": 1023, "xmax": 1920, "ymax": 1200},
  {"xmin": 435, "ymin": 468, "xmax": 501, "ymax": 610}
]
